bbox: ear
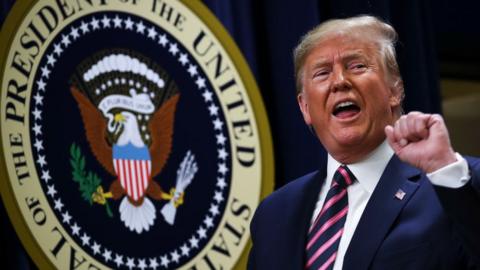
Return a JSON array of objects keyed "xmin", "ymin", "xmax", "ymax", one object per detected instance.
[
  {"xmin": 388, "ymin": 81, "xmax": 403, "ymax": 108},
  {"xmin": 297, "ymin": 93, "xmax": 312, "ymax": 124},
  {"xmin": 389, "ymin": 93, "xmax": 401, "ymax": 107}
]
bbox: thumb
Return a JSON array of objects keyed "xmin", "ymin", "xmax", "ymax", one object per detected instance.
[{"xmin": 426, "ymin": 114, "xmax": 444, "ymax": 134}]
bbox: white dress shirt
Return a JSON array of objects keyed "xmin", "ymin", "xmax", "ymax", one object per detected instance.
[{"xmin": 309, "ymin": 140, "xmax": 470, "ymax": 270}]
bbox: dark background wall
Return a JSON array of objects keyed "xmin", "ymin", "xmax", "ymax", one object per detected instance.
[{"xmin": 1, "ymin": 0, "xmax": 479, "ymax": 268}]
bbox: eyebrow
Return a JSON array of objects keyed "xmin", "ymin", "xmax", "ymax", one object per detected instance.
[{"xmin": 309, "ymin": 50, "xmax": 368, "ymax": 70}]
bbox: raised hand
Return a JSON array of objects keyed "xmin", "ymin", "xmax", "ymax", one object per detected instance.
[{"xmin": 385, "ymin": 111, "xmax": 457, "ymax": 173}]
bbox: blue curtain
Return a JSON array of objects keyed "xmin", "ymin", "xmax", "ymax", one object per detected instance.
[
  {"xmin": 0, "ymin": 0, "xmax": 440, "ymax": 268},
  {"xmin": 203, "ymin": 0, "xmax": 441, "ymax": 186}
]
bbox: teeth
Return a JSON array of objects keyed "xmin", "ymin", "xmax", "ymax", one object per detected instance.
[{"xmin": 335, "ymin": 101, "xmax": 355, "ymax": 110}]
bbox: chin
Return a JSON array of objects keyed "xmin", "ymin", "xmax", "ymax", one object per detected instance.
[
  {"xmin": 333, "ymin": 129, "xmax": 365, "ymax": 146},
  {"xmin": 320, "ymin": 133, "xmax": 362, "ymax": 155}
]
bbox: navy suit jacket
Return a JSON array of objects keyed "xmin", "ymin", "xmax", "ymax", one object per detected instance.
[{"xmin": 248, "ymin": 155, "xmax": 480, "ymax": 270}]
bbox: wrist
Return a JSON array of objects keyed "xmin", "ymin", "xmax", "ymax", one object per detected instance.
[{"xmin": 425, "ymin": 149, "xmax": 457, "ymax": 173}]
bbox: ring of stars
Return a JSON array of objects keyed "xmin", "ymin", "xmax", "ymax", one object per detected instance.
[{"xmin": 30, "ymin": 12, "xmax": 231, "ymax": 270}]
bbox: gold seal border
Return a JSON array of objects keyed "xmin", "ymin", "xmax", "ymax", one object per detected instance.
[
  {"xmin": 0, "ymin": 2, "xmax": 57, "ymax": 269},
  {"xmin": 0, "ymin": 1, "xmax": 275, "ymax": 269},
  {"xmin": 159, "ymin": 1, "xmax": 276, "ymax": 268}
]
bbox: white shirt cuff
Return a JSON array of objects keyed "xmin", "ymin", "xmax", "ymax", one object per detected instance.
[{"xmin": 427, "ymin": 153, "xmax": 470, "ymax": 188}]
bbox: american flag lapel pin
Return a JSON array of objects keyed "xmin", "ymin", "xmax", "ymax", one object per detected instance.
[{"xmin": 395, "ymin": 189, "xmax": 406, "ymax": 200}]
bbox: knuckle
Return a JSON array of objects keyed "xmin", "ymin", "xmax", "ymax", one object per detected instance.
[{"xmin": 433, "ymin": 114, "xmax": 444, "ymax": 121}]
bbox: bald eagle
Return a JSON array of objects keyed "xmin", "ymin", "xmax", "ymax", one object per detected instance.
[{"xmin": 71, "ymin": 87, "xmax": 180, "ymax": 233}]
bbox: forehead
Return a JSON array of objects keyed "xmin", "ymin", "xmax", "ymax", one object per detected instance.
[{"xmin": 306, "ymin": 34, "xmax": 380, "ymax": 64}]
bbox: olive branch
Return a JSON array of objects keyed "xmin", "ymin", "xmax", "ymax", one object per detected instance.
[{"xmin": 70, "ymin": 143, "xmax": 113, "ymax": 217}]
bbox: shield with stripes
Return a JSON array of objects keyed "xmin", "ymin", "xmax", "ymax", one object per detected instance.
[{"xmin": 112, "ymin": 143, "xmax": 152, "ymax": 202}]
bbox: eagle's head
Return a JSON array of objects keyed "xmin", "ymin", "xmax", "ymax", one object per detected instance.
[{"xmin": 114, "ymin": 111, "xmax": 145, "ymax": 147}]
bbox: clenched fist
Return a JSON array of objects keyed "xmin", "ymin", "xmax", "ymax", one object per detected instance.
[{"xmin": 385, "ymin": 112, "xmax": 457, "ymax": 173}]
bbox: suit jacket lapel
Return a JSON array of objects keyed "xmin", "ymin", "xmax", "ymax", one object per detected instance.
[
  {"xmin": 282, "ymin": 164, "xmax": 327, "ymax": 269},
  {"xmin": 343, "ymin": 156, "xmax": 421, "ymax": 270}
]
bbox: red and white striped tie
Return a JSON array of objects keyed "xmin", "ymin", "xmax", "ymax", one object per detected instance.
[{"xmin": 305, "ymin": 165, "xmax": 355, "ymax": 270}]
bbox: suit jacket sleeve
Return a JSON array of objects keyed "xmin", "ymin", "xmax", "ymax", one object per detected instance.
[
  {"xmin": 434, "ymin": 157, "xmax": 480, "ymax": 267},
  {"xmin": 247, "ymin": 211, "xmax": 258, "ymax": 270}
]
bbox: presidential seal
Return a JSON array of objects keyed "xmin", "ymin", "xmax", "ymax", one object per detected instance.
[{"xmin": 0, "ymin": 1, "xmax": 273, "ymax": 269}]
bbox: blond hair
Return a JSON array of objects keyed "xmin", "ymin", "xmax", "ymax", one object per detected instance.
[{"xmin": 293, "ymin": 15, "xmax": 404, "ymax": 107}]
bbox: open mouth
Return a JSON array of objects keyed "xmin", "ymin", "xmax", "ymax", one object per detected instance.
[{"xmin": 332, "ymin": 101, "xmax": 360, "ymax": 119}]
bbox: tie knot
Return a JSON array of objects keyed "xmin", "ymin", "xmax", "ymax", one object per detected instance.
[{"xmin": 333, "ymin": 165, "xmax": 355, "ymax": 188}]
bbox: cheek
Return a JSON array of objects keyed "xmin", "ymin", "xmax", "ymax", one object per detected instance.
[
  {"xmin": 366, "ymin": 86, "xmax": 393, "ymax": 110},
  {"xmin": 309, "ymin": 96, "xmax": 329, "ymax": 119},
  {"xmin": 309, "ymin": 87, "xmax": 329, "ymax": 107},
  {"xmin": 302, "ymin": 83, "xmax": 331, "ymax": 122}
]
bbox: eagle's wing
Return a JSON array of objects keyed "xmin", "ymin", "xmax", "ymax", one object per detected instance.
[
  {"xmin": 71, "ymin": 86, "xmax": 115, "ymax": 175},
  {"xmin": 149, "ymin": 94, "xmax": 180, "ymax": 177}
]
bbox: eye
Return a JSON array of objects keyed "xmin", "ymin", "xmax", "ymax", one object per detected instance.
[
  {"xmin": 312, "ymin": 68, "xmax": 330, "ymax": 80},
  {"xmin": 348, "ymin": 62, "xmax": 367, "ymax": 73}
]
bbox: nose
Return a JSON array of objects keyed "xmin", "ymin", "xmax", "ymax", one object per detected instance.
[{"xmin": 331, "ymin": 66, "xmax": 351, "ymax": 92}]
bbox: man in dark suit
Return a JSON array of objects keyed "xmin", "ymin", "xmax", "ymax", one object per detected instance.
[{"xmin": 248, "ymin": 15, "xmax": 480, "ymax": 270}]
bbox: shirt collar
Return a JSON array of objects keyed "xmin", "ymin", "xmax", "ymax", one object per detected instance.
[{"xmin": 327, "ymin": 140, "xmax": 394, "ymax": 194}]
